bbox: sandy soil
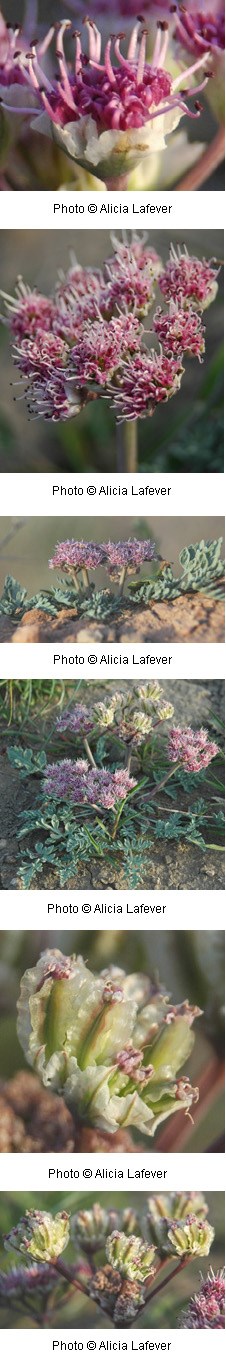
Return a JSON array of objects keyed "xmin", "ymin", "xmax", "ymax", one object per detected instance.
[{"xmin": 1, "ymin": 593, "xmax": 224, "ymax": 643}]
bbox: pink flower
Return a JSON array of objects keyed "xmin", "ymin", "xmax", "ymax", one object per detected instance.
[
  {"xmin": 181, "ymin": 1267, "xmax": 225, "ymax": 1328},
  {"xmin": 49, "ymin": 540, "xmax": 106, "ymax": 571},
  {"xmin": 69, "ymin": 314, "xmax": 140, "ymax": 388},
  {"xmin": 153, "ymin": 302, "xmax": 205, "ymax": 360},
  {"xmin": 108, "ymin": 350, "xmax": 183, "ymax": 420},
  {"xmin": 55, "ymin": 261, "xmax": 105, "ymax": 331},
  {"xmin": 0, "ymin": 281, "xmax": 56, "ymax": 343},
  {"xmin": 2, "ymin": 16, "xmax": 210, "ymax": 185},
  {"xmin": 56, "ymin": 705, "xmax": 93, "ymax": 734},
  {"xmin": 43, "ymin": 759, "xmax": 136, "ymax": 809},
  {"xmin": 159, "ymin": 245, "xmax": 220, "ymax": 310},
  {"xmin": 168, "ymin": 725, "xmax": 219, "ymax": 772},
  {"xmin": 174, "ymin": 3, "xmax": 225, "ymax": 57},
  {"xmin": 104, "ymin": 538, "xmax": 156, "ymax": 572},
  {"xmin": 0, "ymin": 2, "xmax": 40, "ymax": 87},
  {"xmin": 103, "ymin": 236, "xmax": 162, "ymax": 317}
]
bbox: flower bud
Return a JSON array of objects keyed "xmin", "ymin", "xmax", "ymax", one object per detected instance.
[{"xmin": 4, "ymin": 1209, "xmax": 70, "ymax": 1263}]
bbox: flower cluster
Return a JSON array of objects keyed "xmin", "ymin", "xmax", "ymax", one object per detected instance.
[
  {"xmin": 49, "ymin": 537, "xmax": 156, "ymax": 585},
  {"xmin": 0, "ymin": 16, "xmax": 212, "ymax": 186},
  {"xmin": 68, "ymin": 315, "xmax": 140, "ymax": 387},
  {"xmin": 17, "ymin": 948, "xmax": 201, "ymax": 1138},
  {"xmin": 4, "ymin": 1209, "xmax": 70, "ymax": 1262},
  {"xmin": 159, "ymin": 244, "xmax": 220, "ymax": 310},
  {"xmin": 49, "ymin": 540, "xmax": 106, "ymax": 572},
  {"xmin": 153, "ymin": 301, "xmax": 205, "ymax": 360},
  {"xmin": 106, "ymin": 1231, "xmax": 156, "ymax": 1282},
  {"xmin": 168, "ymin": 726, "xmax": 219, "ymax": 772},
  {"xmin": 43, "ymin": 758, "xmax": 136, "ymax": 810},
  {"xmin": 181, "ymin": 1266, "xmax": 225, "ymax": 1328},
  {"xmin": 2, "ymin": 1194, "xmax": 217, "ymax": 1330},
  {"xmin": 56, "ymin": 682, "xmax": 174, "ymax": 745},
  {"xmin": 108, "ymin": 349, "xmax": 184, "ymax": 420},
  {"xmin": 0, "ymin": 235, "xmax": 220, "ymax": 426},
  {"xmin": 163, "ymin": 1214, "xmax": 215, "ymax": 1258}
]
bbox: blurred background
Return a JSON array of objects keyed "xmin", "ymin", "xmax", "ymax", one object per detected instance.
[
  {"xmin": 0, "ymin": 515, "xmax": 224, "ymax": 597},
  {"xmin": 0, "ymin": 1188, "xmax": 224, "ymax": 1327},
  {"xmin": 0, "ymin": 928, "xmax": 224, "ymax": 1153},
  {"xmin": 0, "ymin": 229, "xmax": 224, "ymax": 474}
]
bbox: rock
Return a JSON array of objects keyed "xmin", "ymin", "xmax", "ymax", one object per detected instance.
[{"xmin": 1, "ymin": 594, "xmax": 224, "ymax": 643}]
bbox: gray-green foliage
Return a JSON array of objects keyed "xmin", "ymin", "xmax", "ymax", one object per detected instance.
[
  {"xmin": 132, "ymin": 539, "xmax": 225, "ymax": 603},
  {"xmin": 0, "ymin": 539, "xmax": 224, "ymax": 624}
]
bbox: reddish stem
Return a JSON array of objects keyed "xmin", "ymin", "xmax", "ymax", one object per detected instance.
[{"xmin": 177, "ymin": 126, "xmax": 225, "ymax": 191}]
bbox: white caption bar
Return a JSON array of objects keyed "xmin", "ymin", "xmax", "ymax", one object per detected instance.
[
  {"xmin": 0, "ymin": 473, "xmax": 224, "ymax": 519},
  {"xmin": 0, "ymin": 889, "xmax": 225, "ymax": 930},
  {"xmin": 0, "ymin": 644, "xmax": 225, "ymax": 676},
  {"xmin": 0, "ymin": 190, "xmax": 225, "ymax": 232},
  {"xmin": 0, "ymin": 1329, "xmax": 225, "ymax": 1366},
  {"xmin": 0, "ymin": 1153, "xmax": 225, "ymax": 1193}
]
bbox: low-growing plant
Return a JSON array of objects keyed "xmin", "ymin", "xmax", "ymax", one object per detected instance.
[
  {"xmin": 5, "ymin": 680, "xmax": 224, "ymax": 888},
  {"xmin": 0, "ymin": 537, "xmax": 224, "ymax": 629},
  {"xmin": 0, "ymin": 1193, "xmax": 222, "ymax": 1329}
]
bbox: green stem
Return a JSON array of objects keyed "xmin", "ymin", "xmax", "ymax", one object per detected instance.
[
  {"xmin": 118, "ymin": 566, "xmax": 128, "ymax": 597},
  {"xmin": 68, "ymin": 567, "xmax": 80, "ymax": 594},
  {"xmin": 116, "ymin": 419, "xmax": 138, "ymax": 473},
  {"xmin": 82, "ymin": 567, "xmax": 90, "ymax": 589},
  {"xmin": 149, "ymin": 762, "xmax": 181, "ymax": 801},
  {"xmin": 84, "ymin": 737, "xmax": 97, "ymax": 769}
]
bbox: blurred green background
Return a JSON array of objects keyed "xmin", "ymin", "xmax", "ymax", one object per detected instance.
[
  {"xmin": 0, "ymin": 929, "xmax": 224, "ymax": 1153},
  {"xmin": 0, "ymin": 1188, "xmax": 224, "ymax": 1327},
  {"xmin": 0, "ymin": 229, "xmax": 223, "ymax": 474}
]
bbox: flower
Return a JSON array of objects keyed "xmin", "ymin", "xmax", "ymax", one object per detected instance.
[
  {"xmin": 153, "ymin": 301, "xmax": 205, "ymax": 360},
  {"xmin": 103, "ymin": 538, "xmax": 156, "ymax": 573},
  {"xmin": 164, "ymin": 1214, "xmax": 215, "ymax": 1259},
  {"xmin": 49, "ymin": 540, "xmax": 106, "ymax": 571},
  {"xmin": 146, "ymin": 1192, "xmax": 209, "ymax": 1251},
  {"xmin": 43, "ymin": 759, "xmax": 136, "ymax": 809},
  {"xmin": 17, "ymin": 949, "xmax": 201, "ymax": 1138},
  {"xmin": 106, "ymin": 1231, "xmax": 156, "ymax": 1282},
  {"xmin": 68, "ymin": 314, "xmax": 141, "ymax": 387},
  {"xmin": 180, "ymin": 1267, "xmax": 225, "ymax": 1328},
  {"xmin": 56, "ymin": 704, "xmax": 93, "ymax": 735},
  {"xmin": 0, "ymin": 3, "xmax": 40, "ymax": 88},
  {"xmin": 4, "ymin": 1209, "xmax": 70, "ymax": 1262},
  {"xmin": 10, "ymin": 18, "xmax": 211, "ymax": 185},
  {"xmin": 56, "ymin": 682, "xmax": 174, "ymax": 744},
  {"xmin": 175, "ymin": 3, "xmax": 225, "ymax": 57},
  {"xmin": 1, "ymin": 235, "xmax": 220, "ymax": 428},
  {"xmin": 0, "ymin": 1260, "xmax": 58, "ymax": 1296},
  {"xmin": 159, "ymin": 244, "xmax": 220, "ymax": 310},
  {"xmin": 103, "ymin": 235, "xmax": 162, "ymax": 316},
  {"xmin": 0, "ymin": 279, "xmax": 56, "ymax": 343},
  {"xmin": 168, "ymin": 725, "xmax": 219, "ymax": 771},
  {"xmin": 71, "ymin": 1204, "xmax": 116, "ymax": 1251},
  {"xmin": 108, "ymin": 349, "xmax": 183, "ymax": 420}
]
